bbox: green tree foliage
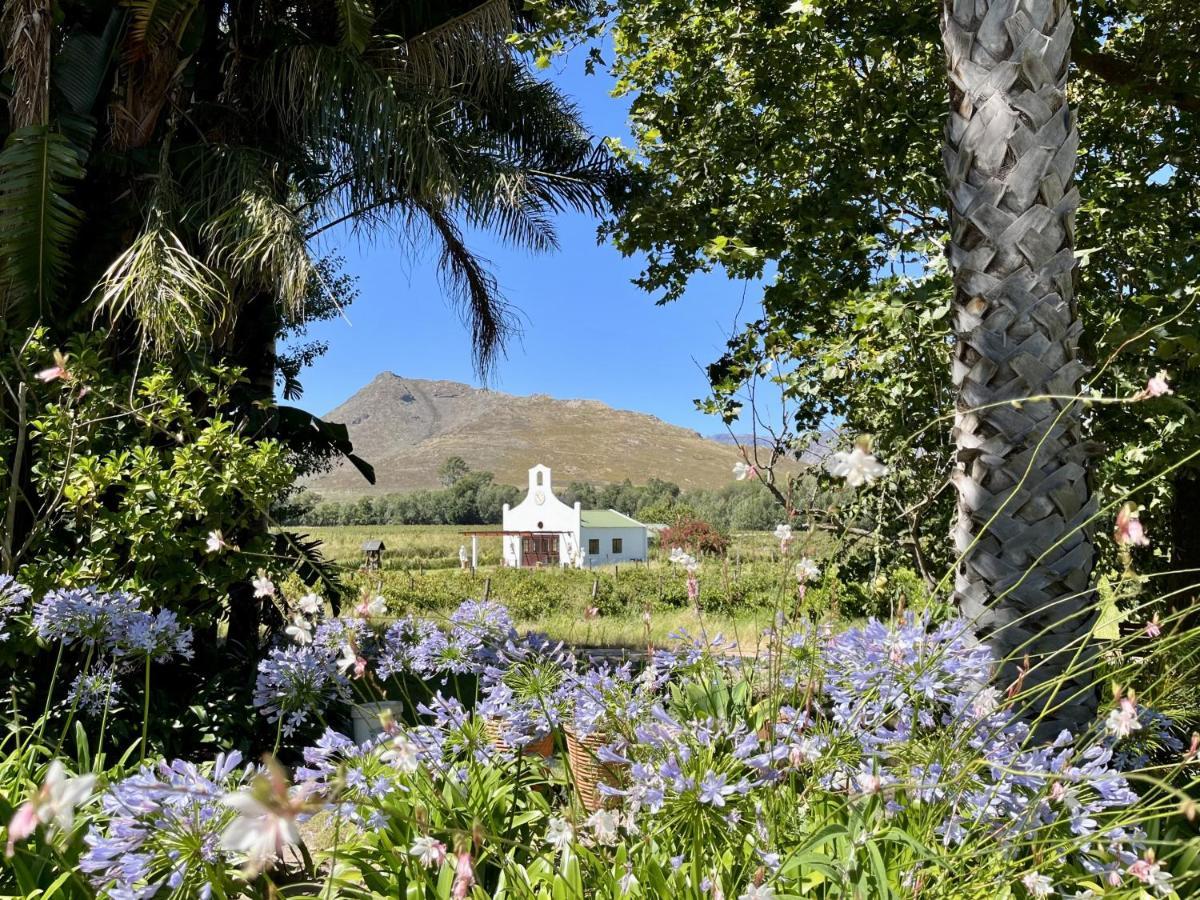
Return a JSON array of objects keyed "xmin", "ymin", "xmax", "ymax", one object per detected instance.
[
  {"xmin": 544, "ymin": 0, "xmax": 1199, "ymax": 591},
  {"xmin": 438, "ymin": 455, "xmax": 471, "ymax": 487},
  {"xmin": 0, "ymin": 0, "xmax": 616, "ymax": 579}
]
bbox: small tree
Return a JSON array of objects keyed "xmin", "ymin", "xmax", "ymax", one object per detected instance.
[{"xmin": 438, "ymin": 456, "xmax": 471, "ymax": 487}]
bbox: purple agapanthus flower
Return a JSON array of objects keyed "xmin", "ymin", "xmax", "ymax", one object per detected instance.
[
  {"xmin": 253, "ymin": 645, "xmax": 350, "ymax": 737},
  {"xmin": 81, "ymin": 752, "xmax": 247, "ymax": 898},
  {"xmin": 0, "ymin": 575, "xmax": 31, "ymax": 642}
]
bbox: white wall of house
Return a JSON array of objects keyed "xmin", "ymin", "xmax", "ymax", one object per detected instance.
[{"xmin": 579, "ymin": 526, "xmax": 648, "ymax": 567}]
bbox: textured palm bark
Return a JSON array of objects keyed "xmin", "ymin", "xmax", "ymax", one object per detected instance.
[{"xmin": 940, "ymin": 0, "xmax": 1097, "ymax": 732}]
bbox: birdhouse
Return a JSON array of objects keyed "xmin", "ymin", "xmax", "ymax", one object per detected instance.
[{"xmin": 361, "ymin": 539, "xmax": 385, "ymax": 570}]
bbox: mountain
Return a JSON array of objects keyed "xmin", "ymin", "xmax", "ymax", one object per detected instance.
[{"xmin": 300, "ymin": 373, "xmax": 759, "ymax": 496}]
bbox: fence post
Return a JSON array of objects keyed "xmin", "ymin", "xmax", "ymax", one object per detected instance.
[{"xmin": 483, "ymin": 578, "xmax": 491, "ymax": 601}]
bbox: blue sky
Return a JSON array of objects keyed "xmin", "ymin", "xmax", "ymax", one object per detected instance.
[{"xmin": 289, "ymin": 52, "xmax": 761, "ymax": 435}]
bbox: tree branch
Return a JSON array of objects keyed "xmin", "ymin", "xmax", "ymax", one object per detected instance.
[{"xmin": 1073, "ymin": 43, "xmax": 1200, "ymax": 115}]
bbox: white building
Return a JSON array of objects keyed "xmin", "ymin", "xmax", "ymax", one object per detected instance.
[{"xmin": 498, "ymin": 464, "xmax": 648, "ymax": 568}]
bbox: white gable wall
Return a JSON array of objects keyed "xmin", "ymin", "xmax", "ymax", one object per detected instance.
[{"xmin": 501, "ymin": 464, "xmax": 581, "ymax": 566}]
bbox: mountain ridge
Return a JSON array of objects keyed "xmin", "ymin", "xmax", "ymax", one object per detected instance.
[{"xmin": 301, "ymin": 373, "xmax": 754, "ymax": 496}]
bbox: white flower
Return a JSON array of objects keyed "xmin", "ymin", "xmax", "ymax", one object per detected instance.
[
  {"xmin": 586, "ymin": 808, "xmax": 620, "ymax": 846},
  {"xmin": 382, "ymin": 735, "xmax": 421, "ymax": 773},
  {"xmin": 410, "ymin": 835, "xmax": 446, "ymax": 868},
  {"xmin": 794, "ymin": 557, "xmax": 820, "ymax": 582},
  {"xmin": 545, "ymin": 817, "xmax": 574, "ymax": 852},
  {"xmin": 732, "ymin": 461, "xmax": 755, "ymax": 481},
  {"xmin": 1020, "ymin": 871, "xmax": 1053, "ymax": 898},
  {"xmin": 252, "ymin": 572, "xmax": 275, "ymax": 598},
  {"xmin": 6, "ymin": 761, "xmax": 96, "ymax": 855},
  {"xmin": 825, "ymin": 446, "xmax": 888, "ymax": 487},
  {"xmin": 1106, "ymin": 697, "xmax": 1142, "ymax": 739},
  {"xmin": 205, "ymin": 530, "xmax": 228, "ymax": 554},
  {"xmin": 337, "ymin": 643, "xmax": 364, "ymax": 678},
  {"xmin": 220, "ymin": 791, "xmax": 299, "ymax": 877},
  {"xmin": 969, "ymin": 686, "xmax": 1002, "ymax": 719},
  {"xmin": 773, "ymin": 524, "xmax": 792, "ymax": 542},
  {"xmin": 297, "ymin": 593, "xmax": 322, "ymax": 615},
  {"xmin": 355, "ymin": 594, "xmax": 387, "ymax": 618},
  {"xmin": 739, "ymin": 885, "xmax": 775, "ymax": 900},
  {"xmin": 284, "ymin": 615, "xmax": 312, "ymax": 645}
]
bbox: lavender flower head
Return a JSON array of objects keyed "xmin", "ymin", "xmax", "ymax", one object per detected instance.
[
  {"xmin": 0, "ymin": 575, "xmax": 31, "ymax": 642},
  {"xmin": 68, "ymin": 665, "xmax": 122, "ymax": 717},
  {"xmin": 254, "ymin": 645, "xmax": 350, "ymax": 737},
  {"xmin": 32, "ymin": 586, "xmax": 142, "ymax": 649},
  {"xmin": 81, "ymin": 752, "xmax": 247, "ymax": 898}
]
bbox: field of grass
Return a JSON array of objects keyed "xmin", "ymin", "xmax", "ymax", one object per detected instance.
[{"xmin": 290, "ymin": 524, "xmax": 836, "ymax": 649}]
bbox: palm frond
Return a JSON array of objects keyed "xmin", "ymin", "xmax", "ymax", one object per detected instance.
[
  {"xmin": 419, "ymin": 202, "xmax": 515, "ymax": 380},
  {"xmin": 91, "ymin": 208, "xmax": 227, "ymax": 353},
  {"xmin": 2, "ymin": 0, "xmax": 52, "ymax": 128},
  {"xmin": 258, "ymin": 45, "xmax": 458, "ymax": 211},
  {"xmin": 122, "ymin": 0, "xmax": 200, "ymax": 56},
  {"xmin": 336, "ymin": 0, "xmax": 376, "ymax": 53},
  {"xmin": 0, "ymin": 126, "xmax": 86, "ymax": 325},
  {"xmin": 52, "ymin": 12, "xmax": 124, "ymax": 117},
  {"xmin": 390, "ymin": 0, "xmax": 513, "ymax": 98},
  {"xmin": 203, "ymin": 188, "xmax": 315, "ymax": 322}
]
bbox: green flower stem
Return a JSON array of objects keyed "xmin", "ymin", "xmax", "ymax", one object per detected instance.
[{"xmin": 139, "ymin": 654, "xmax": 150, "ymax": 764}]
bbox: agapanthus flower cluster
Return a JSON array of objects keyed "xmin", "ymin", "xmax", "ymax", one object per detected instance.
[
  {"xmin": 32, "ymin": 586, "xmax": 143, "ymax": 649},
  {"xmin": 67, "ymin": 665, "xmax": 122, "ymax": 717},
  {"xmin": 478, "ymin": 634, "xmax": 573, "ymax": 748},
  {"xmin": 81, "ymin": 753, "xmax": 247, "ymax": 898},
  {"xmin": 375, "ymin": 615, "xmax": 439, "ymax": 680},
  {"xmin": 31, "ymin": 586, "xmax": 192, "ymax": 662},
  {"xmin": 0, "ymin": 575, "xmax": 31, "ymax": 642},
  {"xmin": 566, "ymin": 660, "xmax": 656, "ymax": 739},
  {"xmin": 812, "ymin": 615, "xmax": 1152, "ymax": 887},
  {"xmin": 253, "ymin": 646, "xmax": 350, "ymax": 737},
  {"xmin": 111, "ymin": 608, "xmax": 193, "ymax": 661}
]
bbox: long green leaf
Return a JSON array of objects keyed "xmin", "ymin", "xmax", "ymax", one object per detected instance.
[{"xmin": 0, "ymin": 126, "xmax": 86, "ymax": 324}]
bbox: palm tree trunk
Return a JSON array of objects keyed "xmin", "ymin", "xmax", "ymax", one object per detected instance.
[{"xmin": 941, "ymin": 0, "xmax": 1097, "ymax": 733}]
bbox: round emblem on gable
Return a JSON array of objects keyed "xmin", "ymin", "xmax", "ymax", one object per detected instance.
[{"xmin": 534, "ymin": 490, "xmax": 546, "ymax": 505}]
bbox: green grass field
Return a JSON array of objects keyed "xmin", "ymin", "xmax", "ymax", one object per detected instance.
[{"xmin": 291, "ymin": 524, "xmax": 833, "ymax": 648}]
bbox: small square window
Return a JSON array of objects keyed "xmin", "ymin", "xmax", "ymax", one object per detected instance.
[
  {"xmin": 612, "ymin": 538, "xmax": 623, "ymax": 554},
  {"xmin": 588, "ymin": 538, "xmax": 600, "ymax": 555}
]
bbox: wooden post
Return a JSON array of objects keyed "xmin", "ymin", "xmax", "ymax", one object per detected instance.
[
  {"xmin": 483, "ymin": 578, "xmax": 491, "ymax": 601},
  {"xmin": 471, "ymin": 534, "xmax": 478, "ymax": 570}
]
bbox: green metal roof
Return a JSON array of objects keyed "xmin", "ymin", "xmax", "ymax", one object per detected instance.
[{"xmin": 580, "ymin": 509, "xmax": 645, "ymax": 529}]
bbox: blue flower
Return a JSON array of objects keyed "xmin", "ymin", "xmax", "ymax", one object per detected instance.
[{"xmin": 0, "ymin": 575, "xmax": 31, "ymax": 642}]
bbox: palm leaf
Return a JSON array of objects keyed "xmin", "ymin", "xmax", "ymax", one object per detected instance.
[
  {"xmin": 91, "ymin": 217, "xmax": 227, "ymax": 352},
  {"xmin": 419, "ymin": 202, "xmax": 516, "ymax": 379},
  {"xmin": 202, "ymin": 188, "xmax": 314, "ymax": 321},
  {"xmin": 52, "ymin": 12, "xmax": 124, "ymax": 117},
  {"xmin": 122, "ymin": 0, "xmax": 199, "ymax": 54},
  {"xmin": 0, "ymin": 126, "xmax": 86, "ymax": 325},
  {"xmin": 336, "ymin": 0, "xmax": 376, "ymax": 53}
]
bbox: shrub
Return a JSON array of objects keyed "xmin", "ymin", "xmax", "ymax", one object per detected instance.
[{"xmin": 659, "ymin": 518, "xmax": 730, "ymax": 557}]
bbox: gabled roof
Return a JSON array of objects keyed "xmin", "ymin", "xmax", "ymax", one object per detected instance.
[
  {"xmin": 361, "ymin": 540, "xmax": 385, "ymax": 551},
  {"xmin": 580, "ymin": 509, "xmax": 645, "ymax": 529}
]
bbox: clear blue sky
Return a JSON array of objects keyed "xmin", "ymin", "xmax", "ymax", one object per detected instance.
[{"xmin": 288, "ymin": 51, "xmax": 761, "ymax": 435}]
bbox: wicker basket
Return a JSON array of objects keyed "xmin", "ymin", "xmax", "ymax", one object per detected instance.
[
  {"xmin": 564, "ymin": 727, "xmax": 623, "ymax": 812},
  {"xmin": 483, "ymin": 718, "xmax": 555, "ymax": 758}
]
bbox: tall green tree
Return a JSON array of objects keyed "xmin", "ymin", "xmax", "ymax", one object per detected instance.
[
  {"xmin": 542, "ymin": 0, "xmax": 1197, "ymax": 594},
  {"xmin": 0, "ymin": 0, "xmax": 614, "ymax": 658}
]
